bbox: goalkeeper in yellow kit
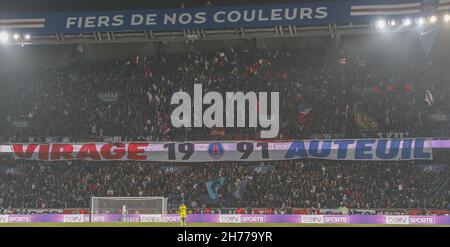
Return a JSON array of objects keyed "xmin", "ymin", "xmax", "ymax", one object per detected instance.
[{"xmin": 179, "ymin": 203, "xmax": 187, "ymax": 226}]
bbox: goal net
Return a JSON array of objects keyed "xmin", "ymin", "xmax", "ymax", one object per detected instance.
[{"xmin": 90, "ymin": 197, "xmax": 168, "ymax": 215}]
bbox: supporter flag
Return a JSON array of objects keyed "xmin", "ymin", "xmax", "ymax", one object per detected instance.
[
  {"xmin": 418, "ymin": 27, "xmax": 438, "ymax": 57},
  {"xmin": 205, "ymin": 177, "xmax": 225, "ymax": 200},
  {"xmin": 425, "ymin": 89, "xmax": 434, "ymax": 106},
  {"xmin": 354, "ymin": 111, "xmax": 378, "ymax": 129},
  {"xmin": 232, "ymin": 179, "xmax": 248, "ymax": 200},
  {"xmin": 298, "ymin": 101, "xmax": 312, "ymax": 125}
]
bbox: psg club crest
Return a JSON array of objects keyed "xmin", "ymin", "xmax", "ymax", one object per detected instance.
[
  {"xmin": 208, "ymin": 143, "xmax": 224, "ymax": 160},
  {"xmin": 421, "ymin": 0, "xmax": 440, "ymax": 13}
]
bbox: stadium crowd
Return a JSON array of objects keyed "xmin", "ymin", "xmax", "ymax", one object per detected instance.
[
  {"xmin": 0, "ymin": 44, "xmax": 449, "ymax": 142},
  {"xmin": 0, "ymin": 159, "xmax": 448, "ymax": 212},
  {"xmin": 0, "ymin": 40, "xmax": 449, "ymax": 214}
]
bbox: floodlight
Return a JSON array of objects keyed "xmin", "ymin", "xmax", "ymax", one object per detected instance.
[
  {"xmin": 444, "ymin": 14, "xmax": 450, "ymax": 22},
  {"xmin": 376, "ymin": 19, "xmax": 386, "ymax": 29},
  {"xmin": 417, "ymin": 17, "xmax": 426, "ymax": 26},
  {"xmin": 403, "ymin": 18, "xmax": 412, "ymax": 26},
  {"xmin": 0, "ymin": 31, "xmax": 9, "ymax": 42},
  {"xmin": 429, "ymin": 15, "xmax": 437, "ymax": 23}
]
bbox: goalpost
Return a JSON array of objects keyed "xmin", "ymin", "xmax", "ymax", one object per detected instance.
[{"xmin": 90, "ymin": 197, "xmax": 168, "ymax": 216}]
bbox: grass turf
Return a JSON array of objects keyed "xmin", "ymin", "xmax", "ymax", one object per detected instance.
[{"xmin": 0, "ymin": 222, "xmax": 449, "ymax": 227}]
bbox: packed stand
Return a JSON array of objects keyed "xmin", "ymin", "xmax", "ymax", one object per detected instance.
[
  {"xmin": 0, "ymin": 45, "xmax": 449, "ymax": 142},
  {"xmin": 0, "ymin": 159, "xmax": 448, "ymax": 212}
]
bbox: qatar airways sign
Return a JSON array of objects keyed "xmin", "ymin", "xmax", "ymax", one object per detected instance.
[{"xmin": 2, "ymin": 1, "xmax": 342, "ymax": 34}]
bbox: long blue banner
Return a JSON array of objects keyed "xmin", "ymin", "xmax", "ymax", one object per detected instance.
[{"xmin": 0, "ymin": 0, "xmax": 448, "ymax": 34}]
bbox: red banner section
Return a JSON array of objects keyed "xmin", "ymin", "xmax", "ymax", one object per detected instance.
[{"xmin": 10, "ymin": 143, "xmax": 149, "ymax": 161}]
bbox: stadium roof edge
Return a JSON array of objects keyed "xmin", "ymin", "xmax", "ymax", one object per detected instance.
[{"xmin": 0, "ymin": 24, "xmax": 401, "ymax": 45}]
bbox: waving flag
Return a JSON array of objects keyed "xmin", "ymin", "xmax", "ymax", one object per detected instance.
[
  {"xmin": 418, "ymin": 27, "xmax": 438, "ymax": 57},
  {"xmin": 205, "ymin": 177, "xmax": 225, "ymax": 200},
  {"xmin": 232, "ymin": 179, "xmax": 248, "ymax": 199},
  {"xmin": 298, "ymin": 101, "xmax": 312, "ymax": 125}
]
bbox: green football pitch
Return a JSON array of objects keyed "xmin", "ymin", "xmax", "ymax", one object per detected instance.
[{"xmin": 0, "ymin": 222, "xmax": 448, "ymax": 227}]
